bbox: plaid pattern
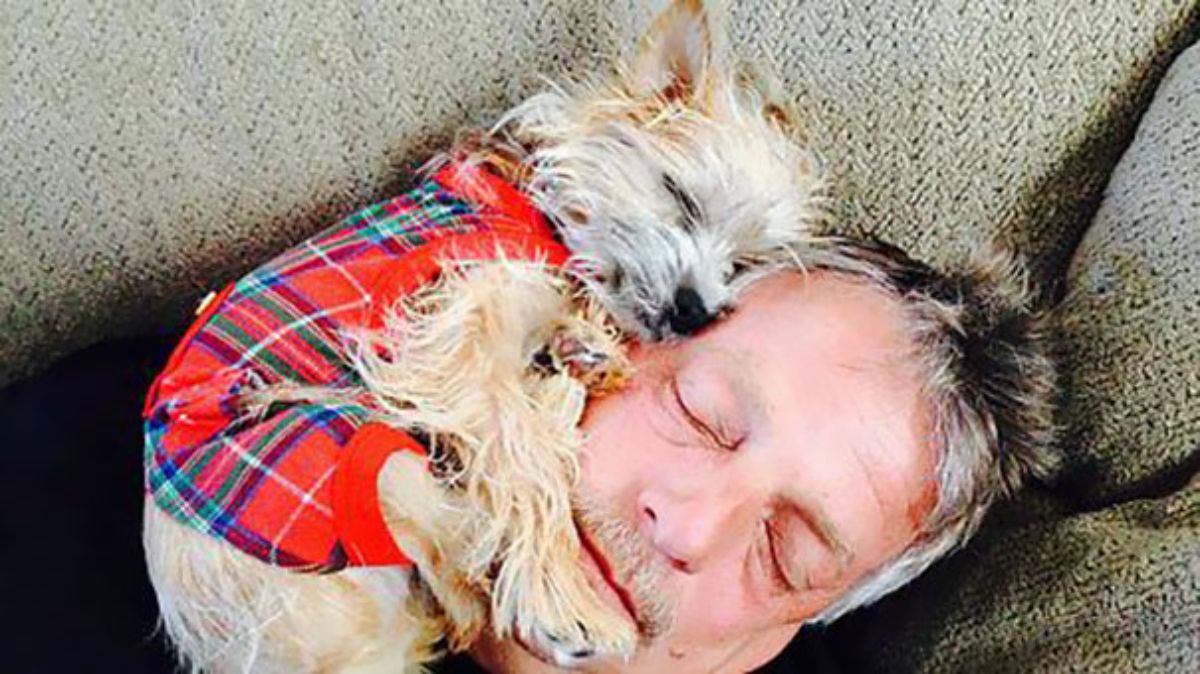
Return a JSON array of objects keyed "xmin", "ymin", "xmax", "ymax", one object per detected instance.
[{"xmin": 143, "ymin": 165, "xmax": 567, "ymax": 572}]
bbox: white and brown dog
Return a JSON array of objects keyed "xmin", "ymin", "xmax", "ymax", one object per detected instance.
[{"xmin": 143, "ymin": 1, "xmax": 825, "ymax": 672}]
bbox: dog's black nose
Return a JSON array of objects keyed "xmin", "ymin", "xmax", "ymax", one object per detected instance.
[{"xmin": 667, "ymin": 286, "xmax": 714, "ymax": 336}]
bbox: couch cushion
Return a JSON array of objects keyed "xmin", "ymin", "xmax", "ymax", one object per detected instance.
[
  {"xmin": 829, "ymin": 484, "xmax": 1200, "ymax": 673},
  {"xmin": 1057, "ymin": 41, "xmax": 1200, "ymax": 507},
  {"xmin": 824, "ymin": 40, "xmax": 1200, "ymax": 672},
  {"xmin": 1, "ymin": 1, "xmax": 1197, "ymax": 386}
]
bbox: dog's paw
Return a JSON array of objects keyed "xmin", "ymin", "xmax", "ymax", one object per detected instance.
[
  {"xmin": 530, "ymin": 320, "xmax": 629, "ymax": 393},
  {"xmin": 509, "ymin": 568, "xmax": 639, "ymax": 669},
  {"xmin": 523, "ymin": 622, "xmax": 611, "ymax": 669},
  {"xmin": 531, "ymin": 328, "xmax": 605, "ymax": 375}
]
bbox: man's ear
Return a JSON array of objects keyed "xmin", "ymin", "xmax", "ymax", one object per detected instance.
[{"xmin": 631, "ymin": 0, "xmax": 714, "ymax": 102}]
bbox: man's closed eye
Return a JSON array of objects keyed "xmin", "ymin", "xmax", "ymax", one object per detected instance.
[{"xmin": 669, "ymin": 374, "xmax": 745, "ymax": 452}]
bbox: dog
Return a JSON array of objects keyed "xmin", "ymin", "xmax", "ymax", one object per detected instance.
[
  {"xmin": 143, "ymin": 1, "xmax": 826, "ymax": 671},
  {"xmin": 146, "ymin": 260, "xmax": 637, "ymax": 673}
]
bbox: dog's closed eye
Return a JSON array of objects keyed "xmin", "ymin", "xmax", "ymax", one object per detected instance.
[
  {"xmin": 661, "ymin": 173, "xmax": 703, "ymax": 232},
  {"xmin": 609, "ymin": 266, "xmax": 625, "ymax": 291}
]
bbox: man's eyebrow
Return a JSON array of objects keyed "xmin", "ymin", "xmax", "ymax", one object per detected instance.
[{"xmin": 791, "ymin": 495, "xmax": 855, "ymax": 570}]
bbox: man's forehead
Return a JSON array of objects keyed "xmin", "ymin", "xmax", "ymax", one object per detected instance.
[
  {"xmin": 679, "ymin": 344, "xmax": 756, "ymax": 387},
  {"xmin": 699, "ymin": 273, "xmax": 935, "ymax": 528}
]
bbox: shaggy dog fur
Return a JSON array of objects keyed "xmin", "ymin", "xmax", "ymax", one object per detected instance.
[
  {"xmin": 448, "ymin": 0, "xmax": 826, "ymax": 339},
  {"xmin": 145, "ymin": 260, "xmax": 635, "ymax": 673}
]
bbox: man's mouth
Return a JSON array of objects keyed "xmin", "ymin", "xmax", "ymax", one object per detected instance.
[{"xmin": 574, "ymin": 518, "xmax": 642, "ymax": 629}]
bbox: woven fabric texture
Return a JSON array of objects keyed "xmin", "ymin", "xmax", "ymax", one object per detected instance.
[
  {"xmin": 1057, "ymin": 42, "xmax": 1200, "ymax": 508},
  {"xmin": 3, "ymin": 2, "xmax": 1199, "ymax": 671},
  {"xmin": 825, "ymin": 41, "xmax": 1200, "ymax": 673}
]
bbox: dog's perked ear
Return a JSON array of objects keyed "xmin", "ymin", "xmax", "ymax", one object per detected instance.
[{"xmin": 631, "ymin": 0, "xmax": 715, "ymax": 103}]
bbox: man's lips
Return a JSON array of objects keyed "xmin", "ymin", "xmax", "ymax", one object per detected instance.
[{"xmin": 575, "ymin": 519, "xmax": 641, "ymax": 628}]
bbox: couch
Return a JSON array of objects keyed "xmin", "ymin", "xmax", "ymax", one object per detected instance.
[{"xmin": 2, "ymin": 1, "xmax": 1196, "ymax": 671}]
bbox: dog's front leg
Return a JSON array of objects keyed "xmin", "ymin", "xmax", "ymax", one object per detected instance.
[
  {"xmin": 483, "ymin": 311, "xmax": 638, "ymax": 667},
  {"xmin": 377, "ymin": 451, "xmax": 489, "ymax": 653}
]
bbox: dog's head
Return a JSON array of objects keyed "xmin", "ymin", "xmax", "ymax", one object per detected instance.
[{"xmin": 496, "ymin": 0, "xmax": 826, "ymax": 339}]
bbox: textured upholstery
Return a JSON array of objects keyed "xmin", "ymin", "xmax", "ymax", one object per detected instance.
[
  {"xmin": 2, "ymin": 0, "xmax": 1197, "ymax": 384},
  {"xmin": 3, "ymin": 2, "xmax": 1198, "ymax": 671},
  {"xmin": 1058, "ymin": 42, "xmax": 1200, "ymax": 508}
]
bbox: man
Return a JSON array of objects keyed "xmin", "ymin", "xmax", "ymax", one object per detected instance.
[{"xmin": 467, "ymin": 238, "xmax": 1058, "ymax": 672}]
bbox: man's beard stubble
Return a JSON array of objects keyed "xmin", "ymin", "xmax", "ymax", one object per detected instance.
[{"xmin": 572, "ymin": 493, "xmax": 675, "ymax": 642}]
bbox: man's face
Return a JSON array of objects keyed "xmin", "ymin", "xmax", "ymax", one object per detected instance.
[{"xmin": 480, "ymin": 271, "xmax": 937, "ymax": 672}]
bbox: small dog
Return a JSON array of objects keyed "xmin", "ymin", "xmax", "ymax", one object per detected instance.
[{"xmin": 143, "ymin": 1, "xmax": 826, "ymax": 672}]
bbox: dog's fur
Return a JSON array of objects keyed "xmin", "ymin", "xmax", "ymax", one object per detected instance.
[
  {"xmin": 145, "ymin": 260, "xmax": 635, "ymax": 673},
  {"xmin": 144, "ymin": 1, "xmax": 830, "ymax": 671},
  {"xmin": 450, "ymin": 0, "xmax": 825, "ymax": 339}
]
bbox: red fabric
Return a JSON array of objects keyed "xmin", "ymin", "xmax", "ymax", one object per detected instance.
[
  {"xmin": 143, "ymin": 162, "xmax": 571, "ymax": 570},
  {"xmin": 143, "ymin": 282, "xmax": 237, "ymax": 418},
  {"xmin": 332, "ymin": 422, "xmax": 428, "ymax": 566},
  {"xmin": 366, "ymin": 163, "xmax": 568, "ymax": 325},
  {"xmin": 432, "ymin": 163, "xmax": 557, "ymax": 240}
]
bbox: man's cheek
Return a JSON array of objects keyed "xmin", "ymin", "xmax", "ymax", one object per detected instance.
[
  {"xmin": 581, "ymin": 404, "xmax": 664, "ymax": 489},
  {"xmin": 672, "ymin": 573, "xmax": 768, "ymax": 640}
]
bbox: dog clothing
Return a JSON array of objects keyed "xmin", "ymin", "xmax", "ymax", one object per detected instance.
[{"xmin": 143, "ymin": 163, "xmax": 569, "ymax": 572}]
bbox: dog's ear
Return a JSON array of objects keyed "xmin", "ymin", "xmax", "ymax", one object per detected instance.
[
  {"xmin": 631, "ymin": 0, "xmax": 714, "ymax": 103},
  {"xmin": 733, "ymin": 62, "xmax": 808, "ymax": 140}
]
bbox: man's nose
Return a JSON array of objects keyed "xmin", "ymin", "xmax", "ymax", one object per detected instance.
[{"xmin": 638, "ymin": 483, "xmax": 750, "ymax": 573}]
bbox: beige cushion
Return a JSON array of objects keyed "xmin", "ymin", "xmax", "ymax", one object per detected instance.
[
  {"xmin": 1057, "ymin": 42, "xmax": 1200, "ymax": 507},
  {"xmin": 1, "ymin": 0, "xmax": 1197, "ymax": 385}
]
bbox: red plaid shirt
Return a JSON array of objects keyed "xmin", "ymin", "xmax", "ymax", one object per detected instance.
[{"xmin": 143, "ymin": 164, "xmax": 569, "ymax": 572}]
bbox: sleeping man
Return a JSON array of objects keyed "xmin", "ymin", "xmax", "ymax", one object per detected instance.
[{"xmin": 467, "ymin": 236, "xmax": 1058, "ymax": 673}]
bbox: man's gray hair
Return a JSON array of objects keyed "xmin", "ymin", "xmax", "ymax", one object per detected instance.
[{"xmin": 798, "ymin": 236, "xmax": 1059, "ymax": 624}]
